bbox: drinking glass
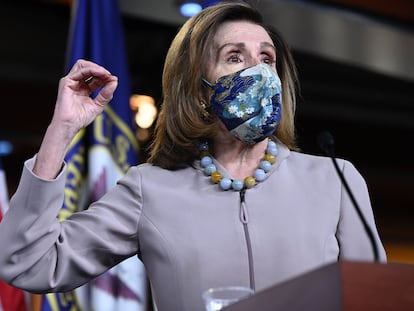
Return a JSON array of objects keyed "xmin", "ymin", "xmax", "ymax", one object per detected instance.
[{"xmin": 202, "ymin": 286, "xmax": 254, "ymax": 311}]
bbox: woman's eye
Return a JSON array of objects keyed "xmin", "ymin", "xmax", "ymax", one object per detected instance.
[
  {"xmin": 263, "ymin": 57, "xmax": 276, "ymax": 65},
  {"xmin": 227, "ymin": 54, "xmax": 242, "ymax": 63}
]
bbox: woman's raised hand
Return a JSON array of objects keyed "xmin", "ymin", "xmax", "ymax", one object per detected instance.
[{"xmin": 52, "ymin": 59, "xmax": 118, "ymax": 134}]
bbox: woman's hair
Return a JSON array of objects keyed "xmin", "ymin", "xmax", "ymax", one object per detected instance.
[{"xmin": 147, "ymin": 1, "xmax": 300, "ymax": 169}]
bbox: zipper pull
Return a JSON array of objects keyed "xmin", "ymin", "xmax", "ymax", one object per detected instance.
[{"xmin": 239, "ymin": 189, "xmax": 248, "ymax": 224}]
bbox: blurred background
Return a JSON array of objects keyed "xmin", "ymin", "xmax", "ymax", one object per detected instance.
[{"xmin": 0, "ymin": 0, "xmax": 413, "ymax": 263}]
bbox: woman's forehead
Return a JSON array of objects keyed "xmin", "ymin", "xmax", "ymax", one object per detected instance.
[{"xmin": 213, "ymin": 21, "xmax": 272, "ymax": 46}]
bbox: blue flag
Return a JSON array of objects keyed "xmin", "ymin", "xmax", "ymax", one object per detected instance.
[{"xmin": 41, "ymin": 0, "xmax": 147, "ymax": 310}]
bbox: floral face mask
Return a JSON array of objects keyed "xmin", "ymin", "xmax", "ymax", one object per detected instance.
[{"xmin": 202, "ymin": 63, "xmax": 282, "ymax": 144}]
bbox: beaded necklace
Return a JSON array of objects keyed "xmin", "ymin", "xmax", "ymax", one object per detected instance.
[{"xmin": 199, "ymin": 139, "xmax": 278, "ymax": 191}]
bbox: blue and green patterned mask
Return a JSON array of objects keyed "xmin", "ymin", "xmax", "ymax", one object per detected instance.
[{"xmin": 202, "ymin": 63, "xmax": 282, "ymax": 144}]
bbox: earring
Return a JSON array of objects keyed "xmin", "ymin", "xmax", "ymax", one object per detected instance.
[{"xmin": 200, "ymin": 100, "xmax": 210, "ymax": 120}]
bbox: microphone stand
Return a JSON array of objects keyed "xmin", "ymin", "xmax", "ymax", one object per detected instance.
[{"xmin": 318, "ymin": 131, "xmax": 379, "ymax": 262}]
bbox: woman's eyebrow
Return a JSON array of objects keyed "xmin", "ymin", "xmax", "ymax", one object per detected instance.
[
  {"xmin": 261, "ymin": 42, "xmax": 276, "ymax": 52},
  {"xmin": 217, "ymin": 42, "xmax": 275, "ymax": 54},
  {"xmin": 216, "ymin": 42, "xmax": 245, "ymax": 57},
  {"xmin": 214, "ymin": 41, "xmax": 275, "ymax": 61}
]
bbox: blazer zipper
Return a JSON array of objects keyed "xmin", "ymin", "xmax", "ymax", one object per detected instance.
[{"xmin": 239, "ymin": 189, "xmax": 255, "ymax": 291}]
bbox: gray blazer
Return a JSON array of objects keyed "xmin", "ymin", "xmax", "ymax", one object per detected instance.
[{"xmin": 0, "ymin": 142, "xmax": 386, "ymax": 311}]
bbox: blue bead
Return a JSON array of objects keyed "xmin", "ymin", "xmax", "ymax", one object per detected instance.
[
  {"xmin": 204, "ymin": 163, "xmax": 216, "ymax": 175},
  {"xmin": 267, "ymin": 145, "xmax": 278, "ymax": 156},
  {"xmin": 269, "ymin": 147, "xmax": 278, "ymax": 156},
  {"xmin": 267, "ymin": 140, "xmax": 277, "ymax": 149},
  {"xmin": 200, "ymin": 156, "xmax": 213, "ymax": 167},
  {"xmin": 254, "ymin": 168, "xmax": 266, "ymax": 181},
  {"xmin": 232, "ymin": 179, "xmax": 244, "ymax": 191},
  {"xmin": 220, "ymin": 178, "xmax": 232, "ymax": 190},
  {"xmin": 259, "ymin": 160, "xmax": 272, "ymax": 172}
]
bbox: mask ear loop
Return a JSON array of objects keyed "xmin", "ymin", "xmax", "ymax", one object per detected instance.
[{"xmin": 201, "ymin": 78, "xmax": 214, "ymax": 89}]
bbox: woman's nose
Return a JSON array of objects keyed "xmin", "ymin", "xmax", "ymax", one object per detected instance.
[{"xmin": 247, "ymin": 55, "xmax": 262, "ymax": 67}]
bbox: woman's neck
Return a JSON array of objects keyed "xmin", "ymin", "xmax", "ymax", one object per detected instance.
[{"xmin": 212, "ymin": 137, "xmax": 269, "ymax": 180}]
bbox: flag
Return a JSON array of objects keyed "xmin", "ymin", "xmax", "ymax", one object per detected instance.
[
  {"xmin": 0, "ymin": 157, "xmax": 28, "ymax": 311},
  {"xmin": 41, "ymin": 0, "xmax": 147, "ymax": 310}
]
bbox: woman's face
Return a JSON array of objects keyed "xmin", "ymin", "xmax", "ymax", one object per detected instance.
[{"xmin": 204, "ymin": 21, "xmax": 277, "ymax": 83}]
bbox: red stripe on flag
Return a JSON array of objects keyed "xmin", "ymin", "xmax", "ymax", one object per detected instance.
[{"xmin": 0, "ymin": 281, "xmax": 27, "ymax": 311}]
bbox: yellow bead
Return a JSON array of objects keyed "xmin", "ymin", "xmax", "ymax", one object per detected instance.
[
  {"xmin": 199, "ymin": 150, "xmax": 210, "ymax": 158},
  {"xmin": 211, "ymin": 171, "xmax": 223, "ymax": 183},
  {"xmin": 244, "ymin": 176, "xmax": 256, "ymax": 189},
  {"xmin": 264, "ymin": 153, "xmax": 276, "ymax": 164}
]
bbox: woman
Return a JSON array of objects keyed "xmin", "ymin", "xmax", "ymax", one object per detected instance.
[{"xmin": 0, "ymin": 2, "xmax": 386, "ymax": 311}]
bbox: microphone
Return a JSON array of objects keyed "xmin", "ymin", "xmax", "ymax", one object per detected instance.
[{"xmin": 317, "ymin": 131, "xmax": 379, "ymax": 262}]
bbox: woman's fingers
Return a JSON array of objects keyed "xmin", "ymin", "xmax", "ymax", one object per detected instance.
[
  {"xmin": 64, "ymin": 59, "xmax": 119, "ymax": 106},
  {"xmin": 67, "ymin": 59, "xmax": 115, "ymax": 90},
  {"xmin": 53, "ymin": 59, "xmax": 118, "ymax": 129},
  {"xmin": 94, "ymin": 75, "xmax": 118, "ymax": 107}
]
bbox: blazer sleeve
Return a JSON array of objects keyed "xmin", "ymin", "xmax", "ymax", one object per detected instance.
[
  {"xmin": 336, "ymin": 159, "xmax": 387, "ymax": 262},
  {"xmin": 0, "ymin": 155, "xmax": 142, "ymax": 293}
]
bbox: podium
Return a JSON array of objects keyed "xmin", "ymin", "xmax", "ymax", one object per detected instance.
[{"xmin": 223, "ymin": 261, "xmax": 414, "ymax": 310}]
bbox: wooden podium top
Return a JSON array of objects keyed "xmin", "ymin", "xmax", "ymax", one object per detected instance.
[{"xmin": 223, "ymin": 261, "xmax": 414, "ymax": 311}]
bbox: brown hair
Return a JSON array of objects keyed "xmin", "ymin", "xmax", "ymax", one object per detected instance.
[{"xmin": 147, "ymin": 1, "xmax": 300, "ymax": 169}]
